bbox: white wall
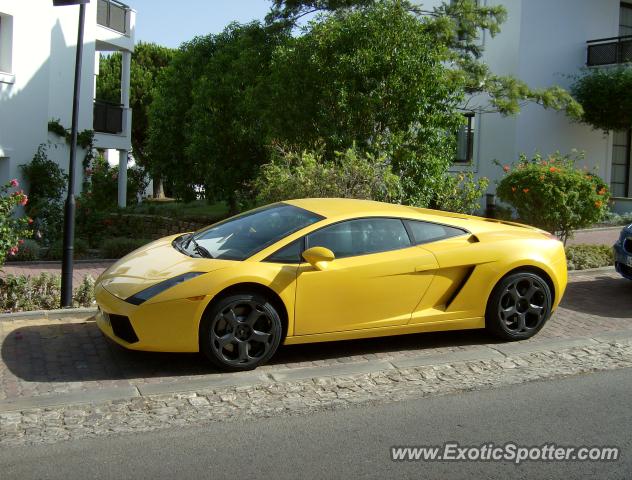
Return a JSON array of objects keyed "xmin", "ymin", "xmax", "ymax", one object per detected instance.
[
  {"xmin": 416, "ymin": 0, "xmax": 623, "ymax": 200},
  {"xmin": 0, "ymin": 0, "xmax": 134, "ymax": 195}
]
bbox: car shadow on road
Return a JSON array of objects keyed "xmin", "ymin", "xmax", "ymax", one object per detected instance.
[
  {"xmin": 1, "ymin": 320, "xmax": 496, "ymax": 383},
  {"xmin": 560, "ymin": 275, "xmax": 632, "ymax": 318}
]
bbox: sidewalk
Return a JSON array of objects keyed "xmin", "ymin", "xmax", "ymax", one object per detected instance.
[
  {"xmin": 0, "ymin": 268, "xmax": 630, "ymax": 406},
  {"xmin": 566, "ymin": 226, "xmax": 622, "ymax": 246},
  {"xmin": 0, "ymin": 260, "xmax": 114, "ymax": 285}
]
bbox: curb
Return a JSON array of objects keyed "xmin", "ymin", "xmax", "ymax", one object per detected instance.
[
  {"xmin": 567, "ymin": 266, "xmax": 615, "ymax": 275},
  {"xmin": 0, "ymin": 307, "xmax": 97, "ymax": 321},
  {"xmin": 1, "ymin": 331, "xmax": 630, "ymax": 413}
]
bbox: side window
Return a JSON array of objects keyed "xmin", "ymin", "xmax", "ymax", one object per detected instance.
[
  {"xmin": 307, "ymin": 218, "xmax": 410, "ymax": 258},
  {"xmin": 405, "ymin": 220, "xmax": 466, "ymax": 245},
  {"xmin": 265, "ymin": 239, "xmax": 303, "ymax": 264}
]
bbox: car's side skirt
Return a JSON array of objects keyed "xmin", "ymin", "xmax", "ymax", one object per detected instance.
[{"xmin": 282, "ymin": 316, "xmax": 485, "ymax": 345}]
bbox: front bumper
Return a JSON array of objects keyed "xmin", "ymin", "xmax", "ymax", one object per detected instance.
[
  {"xmin": 95, "ymin": 284, "xmax": 208, "ymax": 352},
  {"xmin": 614, "ymin": 242, "xmax": 632, "ymax": 281}
]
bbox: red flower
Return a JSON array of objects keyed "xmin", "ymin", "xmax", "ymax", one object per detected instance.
[
  {"xmin": 523, "ymin": 188, "xmax": 530, "ymax": 193},
  {"xmin": 549, "ymin": 167, "xmax": 557, "ymax": 173},
  {"xmin": 10, "ymin": 179, "xmax": 18, "ymax": 187},
  {"xmin": 18, "ymin": 239, "xmax": 24, "ymax": 245},
  {"xmin": 503, "ymin": 165, "xmax": 510, "ymax": 173},
  {"xmin": 27, "ymin": 217, "xmax": 33, "ymax": 224},
  {"xmin": 19, "ymin": 194, "xmax": 28, "ymax": 206}
]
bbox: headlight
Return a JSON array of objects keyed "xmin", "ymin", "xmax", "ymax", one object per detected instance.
[{"xmin": 125, "ymin": 272, "xmax": 204, "ymax": 305}]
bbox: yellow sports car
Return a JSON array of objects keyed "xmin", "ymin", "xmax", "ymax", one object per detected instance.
[{"xmin": 95, "ymin": 198, "xmax": 567, "ymax": 371}]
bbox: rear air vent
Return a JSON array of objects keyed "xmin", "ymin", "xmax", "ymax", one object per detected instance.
[{"xmin": 445, "ymin": 267, "xmax": 475, "ymax": 309}]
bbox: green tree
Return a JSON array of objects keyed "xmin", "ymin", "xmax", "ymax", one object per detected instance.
[
  {"xmin": 186, "ymin": 22, "xmax": 289, "ymax": 212},
  {"xmin": 571, "ymin": 67, "xmax": 632, "ymax": 132},
  {"xmin": 96, "ymin": 42, "xmax": 174, "ymax": 196},
  {"xmin": 266, "ymin": 1, "xmax": 464, "ymax": 205},
  {"xmin": 267, "ymin": 0, "xmax": 582, "ymax": 117},
  {"xmin": 147, "ymin": 35, "xmax": 217, "ymax": 202}
]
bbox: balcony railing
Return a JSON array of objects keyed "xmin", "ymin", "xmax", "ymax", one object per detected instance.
[
  {"xmin": 587, "ymin": 35, "xmax": 632, "ymax": 66},
  {"xmin": 97, "ymin": 0, "xmax": 129, "ymax": 34},
  {"xmin": 93, "ymin": 100, "xmax": 123, "ymax": 134}
]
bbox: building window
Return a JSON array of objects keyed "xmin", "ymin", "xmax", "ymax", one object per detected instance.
[
  {"xmin": 611, "ymin": 129, "xmax": 632, "ymax": 198},
  {"xmin": 620, "ymin": 3, "xmax": 632, "ymax": 36},
  {"xmin": 0, "ymin": 13, "xmax": 13, "ymax": 74},
  {"xmin": 455, "ymin": 112, "xmax": 475, "ymax": 164}
]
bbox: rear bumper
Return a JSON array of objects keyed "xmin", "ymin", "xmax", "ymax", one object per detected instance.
[{"xmin": 95, "ymin": 284, "xmax": 207, "ymax": 352}]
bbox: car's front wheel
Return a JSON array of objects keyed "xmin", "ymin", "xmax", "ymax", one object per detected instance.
[
  {"xmin": 485, "ymin": 271, "xmax": 552, "ymax": 341},
  {"xmin": 200, "ymin": 293, "xmax": 283, "ymax": 371}
]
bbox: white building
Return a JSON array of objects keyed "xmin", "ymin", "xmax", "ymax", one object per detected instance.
[
  {"xmin": 424, "ymin": 0, "xmax": 632, "ymax": 214},
  {"xmin": 0, "ymin": 0, "xmax": 135, "ymax": 207}
]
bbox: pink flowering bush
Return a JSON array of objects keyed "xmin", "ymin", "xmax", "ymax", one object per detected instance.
[{"xmin": 0, "ymin": 179, "xmax": 32, "ymax": 265}]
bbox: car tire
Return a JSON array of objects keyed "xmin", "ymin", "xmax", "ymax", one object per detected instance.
[
  {"xmin": 485, "ymin": 271, "xmax": 552, "ymax": 341},
  {"xmin": 200, "ymin": 293, "xmax": 283, "ymax": 371}
]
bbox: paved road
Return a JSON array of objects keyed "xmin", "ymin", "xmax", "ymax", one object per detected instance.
[{"xmin": 2, "ymin": 368, "xmax": 630, "ymax": 479}]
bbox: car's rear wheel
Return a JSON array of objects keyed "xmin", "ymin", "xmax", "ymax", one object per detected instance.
[
  {"xmin": 200, "ymin": 293, "xmax": 283, "ymax": 371},
  {"xmin": 485, "ymin": 271, "xmax": 552, "ymax": 340}
]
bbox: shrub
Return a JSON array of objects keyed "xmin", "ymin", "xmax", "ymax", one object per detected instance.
[
  {"xmin": 45, "ymin": 238, "xmax": 89, "ymax": 260},
  {"xmin": 6, "ymin": 239, "xmax": 41, "ymax": 262},
  {"xmin": 100, "ymin": 237, "xmax": 150, "ymax": 258},
  {"xmin": 0, "ymin": 179, "xmax": 32, "ymax": 265},
  {"xmin": 253, "ymin": 146, "xmax": 402, "ymax": 205},
  {"xmin": 602, "ymin": 210, "xmax": 632, "ymax": 226},
  {"xmin": 20, "ymin": 144, "xmax": 67, "ymax": 245},
  {"xmin": 73, "ymin": 275, "xmax": 95, "ymax": 307},
  {"xmin": 571, "ymin": 67, "xmax": 632, "ymax": 132},
  {"xmin": 0, "ymin": 273, "xmax": 95, "ymax": 312},
  {"xmin": 431, "ymin": 172, "xmax": 489, "ymax": 215},
  {"xmin": 496, "ymin": 152, "xmax": 610, "ymax": 244},
  {"xmin": 566, "ymin": 244, "xmax": 614, "ymax": 271}
]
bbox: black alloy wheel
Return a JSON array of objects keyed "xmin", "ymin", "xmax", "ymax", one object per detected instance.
[
  {"xmin": 486, "ymin": 271, "xmax": 552, "ymax": 340},
  {"xmin": 201, "ymin": 293, "xmax": 282, "ymax": 371}
]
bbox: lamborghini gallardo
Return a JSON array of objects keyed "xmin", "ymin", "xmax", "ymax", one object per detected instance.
[{"xmin": 95, "ymin": 198, "xmax": 567, "ymax": 371}]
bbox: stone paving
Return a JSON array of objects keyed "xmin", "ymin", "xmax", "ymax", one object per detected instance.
[
  {"xmin": 1, "ymin": 338, "xmax": 631, "ymax": 447},
  {"xmin": 0, "ymin": 269, "xmax": 630, "ymax": 404}
]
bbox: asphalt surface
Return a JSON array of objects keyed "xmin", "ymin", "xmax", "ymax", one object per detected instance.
[{"xmin": 2, "ymin": 368, "xmax": 631, "ymax": 480}]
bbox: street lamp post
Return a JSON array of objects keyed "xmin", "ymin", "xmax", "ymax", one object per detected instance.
[{"xmin": 53, "ymin": 0, "xmax": 90, "ymax": 307}]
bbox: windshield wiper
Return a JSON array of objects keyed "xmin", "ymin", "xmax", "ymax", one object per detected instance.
[{"xmin": 185, "ymin": 234, "xmax": 214, "ymax": 259}]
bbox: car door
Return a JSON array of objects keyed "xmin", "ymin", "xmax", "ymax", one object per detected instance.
[{"xmin": 293, "ymin": 217, "xmax": 439, "ymax": 335}]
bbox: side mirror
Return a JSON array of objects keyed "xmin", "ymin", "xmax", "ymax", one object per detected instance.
[{"xmin": 302, "ymin": 246, "xmax": 335, "ymax": 271}]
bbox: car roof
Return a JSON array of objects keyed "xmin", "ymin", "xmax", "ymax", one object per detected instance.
[{"xmin": 284, "ymin": 198, "xmax": 539, "ymax": 234}]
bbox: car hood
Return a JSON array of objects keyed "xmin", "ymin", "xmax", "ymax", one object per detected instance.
[{"xmin": 97, "ymin": 235, "xmax": 230, "ymax": 300}]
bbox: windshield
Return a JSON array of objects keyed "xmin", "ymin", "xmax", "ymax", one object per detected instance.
[{"xmin": 182, "ymin": 204, "xmax": 323, "ymax": 260}]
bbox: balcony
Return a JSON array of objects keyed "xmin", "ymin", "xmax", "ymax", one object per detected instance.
[
  {"xmin": 93, "ymin": 100, "xmax": 123, "ymax": 134},
  {"xmin": 97, "ymin": 0, "xmax": 129, "ymax": 35},
  {"xmin": 587, "ymin": 35, "xmax": 632, "ymax": 66}
]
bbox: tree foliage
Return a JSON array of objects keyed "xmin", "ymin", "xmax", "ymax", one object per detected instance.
[
  {"xmin": 253, "ymin": 145, "xmax": 402, "ymax": 205},
  {"xmin": 96, "ymin": 42, "xmax": 174, "ymax": 186},
  {"xmin": 571, "ymin": 67, "xmax": 632, "ymax": 132},
  {"xmin": 265, "ymin": 1, "xmax": 464, "ymax": 205},
  {"xmin": 496, "ymin": 152, "xmax": 609, "ymax": 244},
  {"xmin": 267, "ymin": 0, "xmax": 582, "ymax": 117}
]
